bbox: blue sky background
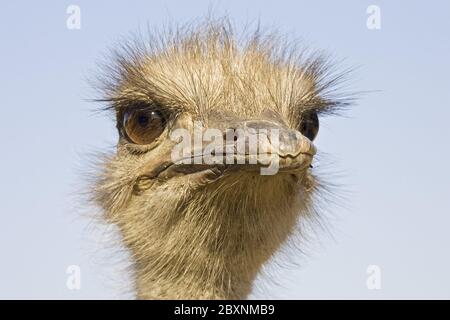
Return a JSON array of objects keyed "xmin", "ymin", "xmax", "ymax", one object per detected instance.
[{"xmin": 0, "ymin": 0, "xmax": 449, "ymax": 299}]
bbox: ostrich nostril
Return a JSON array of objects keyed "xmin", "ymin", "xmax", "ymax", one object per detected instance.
[{"xmin": 245, "ymin": 120, "xmax": 280, "ymax": 130}]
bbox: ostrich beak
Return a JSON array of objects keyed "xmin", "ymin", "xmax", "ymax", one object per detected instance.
[{"xmin": 150, "ymin": 119, "xmax": 316, "ymax": 180}]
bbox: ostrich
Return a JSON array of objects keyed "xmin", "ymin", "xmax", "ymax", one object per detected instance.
[{"xmin": 93, "ymin": 20, "xmax": 350, "ymax": 299}]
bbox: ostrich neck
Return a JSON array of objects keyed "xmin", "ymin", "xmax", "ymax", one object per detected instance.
[
  {"xmin": 118, "ymin": 176, "xmax": 305, "ymax": 299},
  {"xmin": 133, "ymin": 205, "xmax": 280, "ymax": 300}
]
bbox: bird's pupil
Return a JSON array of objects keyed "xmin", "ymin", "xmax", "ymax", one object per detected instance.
[{"xmin": 137, "ymin": 114, "xmax": 149, "ymax": 127}]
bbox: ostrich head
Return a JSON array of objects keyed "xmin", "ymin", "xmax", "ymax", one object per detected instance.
[{"xmin": 93, "ymin": 21, "xmax": 349, "ymax": 299}]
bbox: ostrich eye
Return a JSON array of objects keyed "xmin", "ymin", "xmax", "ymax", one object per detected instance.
[
  {"xmin": 122, "ymin": 108, "xmax": 166, "ymax": 144},
  {"xmin": 299, "ymin": 111, "xmax": 319, "ymax": 141}
]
